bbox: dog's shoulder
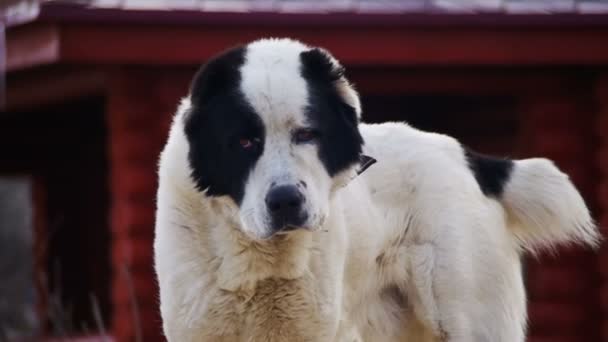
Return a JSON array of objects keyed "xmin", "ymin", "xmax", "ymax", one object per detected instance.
[{"xmin": 358, "ymin": 122, "xmax": 477, "ymax": 201}]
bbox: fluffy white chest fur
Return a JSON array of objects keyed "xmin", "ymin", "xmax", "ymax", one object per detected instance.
[{"xmin": 154, "ymin": 38, "xmax": 598, "ymax": 342}]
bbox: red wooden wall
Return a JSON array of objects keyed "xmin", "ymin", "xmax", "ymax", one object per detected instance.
[
  {"xmin": 107, "ymin": 68, "xmax": 191, "ymax": 341},
  {"xmin": 521, "ymin": 94, "xmax": 601, "ymax": 342},
  {"xmin": 597, "ymin": 75, "xmax": 608, "ymax": 341}
]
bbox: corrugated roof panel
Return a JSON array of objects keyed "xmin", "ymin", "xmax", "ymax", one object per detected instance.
[
  {"xmin": 431, "ymin": 0, "xmax": 503, "ymax": 13},
  {"xmin": 167, "ymin": 0, "xmax": 200, "ymax": 10},
  {"xmin": 1, "ymin": 0, "xmax": 40, "ymax": 25},
  {"xmin": 89, "ymin": 0, "xmax": 125, "ymax": 8},
  {"xmin": 279, "ymin": 0, "xmax": 352, "ymax": 13},
  {"xmin": 578, "ymin": 0, "xmax": 608, "ymax": 13},
  {"xmin": 201, "ymin": 1, "xmax": 251, "ymax": 12},
  {"xmin": 356, "ymin": 0, "xmax": 427, "ymax": 13},
  {"xmin": 47, "ymin": 0, "xmax": 608, "ymax": 14},
  {"xmin": 504, "ymin": 0, "xmax": 575, "ymax": 14},
  {"xmin": 118, "ymin": 0, "xmax": 171, "ymax": 10}
]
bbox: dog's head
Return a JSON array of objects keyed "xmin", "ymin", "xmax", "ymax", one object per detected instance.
[{"xmin": 183, "ymin": 38, "xmax": 364, "ymax": 240}]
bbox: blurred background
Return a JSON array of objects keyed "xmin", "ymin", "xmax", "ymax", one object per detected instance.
[{"xmin": 2, "ymin": 0, "xmax": 608, "ymax": 341}]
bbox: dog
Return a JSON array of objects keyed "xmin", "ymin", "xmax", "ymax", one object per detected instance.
[{"xmin": 154, "ymin": 38, "xmax": 599, "ymax": 341}]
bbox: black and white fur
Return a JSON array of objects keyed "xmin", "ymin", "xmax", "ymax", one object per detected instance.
[{"xmin": 154, "ymin": 38, "xmax": 599, "ymax": 342}]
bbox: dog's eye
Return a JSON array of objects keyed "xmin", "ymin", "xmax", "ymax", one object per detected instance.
[
  {"xmin": 239, "ymin": 137, "xmax": 260, "ymax": 150},
  {"xmin": 294, "ymin": 128, "xmax": 319, "ymax": 144}
]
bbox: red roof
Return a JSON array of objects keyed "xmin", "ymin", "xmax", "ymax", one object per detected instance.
[
  {"xmin": 4, "ymin": 0, "xmax": 608, "ymax": 28},
  {"xmin": 57, "ymin": 0, "xmax": 608, "ymax": 14},
  {"xmin": 5, "ymin": 0, "xmax": 608, "ymax": 77}
]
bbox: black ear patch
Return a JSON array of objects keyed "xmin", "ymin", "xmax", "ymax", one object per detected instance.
[
  {"xmin": 300, "ymin": 48, "xmax": 363, "ymax": 177},
  {"xmin": 300, "ymin": 48, "xmax": 345, "ymax": 83},
  {"xmin": 464, "ymin": 149, "xmax": 514, "ymax": 198},
  {"xmin": 190, "ymin": 46, "xmax": 246, "ymax": 105}
]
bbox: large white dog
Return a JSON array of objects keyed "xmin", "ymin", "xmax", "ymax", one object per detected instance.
[{"xmin": 154, "ymin": 38, "xmax": 599, "ymax": 341}]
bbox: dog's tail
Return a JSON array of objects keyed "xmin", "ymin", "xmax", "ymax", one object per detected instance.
[{"xmin": 500, "ymin": 158, "xmax": 599, "ymax": 253}]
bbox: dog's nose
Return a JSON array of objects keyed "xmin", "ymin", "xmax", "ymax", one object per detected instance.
[{"xmin": 265, "ymin": 185, "xmax": 305, "ymax": 231}]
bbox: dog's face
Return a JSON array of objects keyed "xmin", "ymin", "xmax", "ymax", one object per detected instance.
[{"xmin": 183, "ymin": 39, "xmax": 363, "ymax": 240}]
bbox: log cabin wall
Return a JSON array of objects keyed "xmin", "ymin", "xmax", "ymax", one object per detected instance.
[
  {"xmin": 519, "ymin": 92, "xmax": 601, "ymax": 342},
  {"xmin": 106, "ymin": 68, "xmax": 191, "ymax": 341},
  {"xmin": 597, "ymin": 74, "xmax": 608, "ymax": 341}
]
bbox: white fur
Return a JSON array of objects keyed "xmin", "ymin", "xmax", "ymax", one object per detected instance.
[{"xmin": 154, "ymin": 39, "xmax": 598, "ymax": 342}]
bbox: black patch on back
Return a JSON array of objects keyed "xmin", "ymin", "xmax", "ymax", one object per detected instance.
[
  {"xmin": 184, "ymin": 45, "xmax": 265, "ymax": 204},
  {"xmin": 299, "ymin": 48, "xmax": 363, "ymax": 176},
  {"xmin": 464, "ymin": 149, "xmax": 514, "ymax": 198}
]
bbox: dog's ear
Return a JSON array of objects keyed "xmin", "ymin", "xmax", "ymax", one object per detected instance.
[
  {"xmin": 299, "ymin": 47, "xmax": 345, "ymax": 83},
  {"xmin": 189, "ymin": 46, "xmax": 246, "ymax": 106},
  {"xmin": 300, "ymin": 47, "xmax": 364, "ymax": 177},
  {"xmin": 300, "ymin": 48, "xmax": 362, "ymax": 122}
]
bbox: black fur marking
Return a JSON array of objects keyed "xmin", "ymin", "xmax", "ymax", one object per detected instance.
[
  {"xmin": 184, "ymin": 46, "xmax": 265, "ymax": 205},
  {"xmin": 299, "ymin": 48, "xmax": 363, "ymax": 176},
  {"xmin": 464, "ymin": 149, "xmax": 514, "ymax": 198}
]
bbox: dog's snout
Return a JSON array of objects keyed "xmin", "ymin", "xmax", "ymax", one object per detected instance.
[
  {"xmin": 266, "ymin": 185, "xmax": 305, "ymax": 231},
  {"xmin": 266, "ymin": 185, "xmax": 303, "ymax": 215}
]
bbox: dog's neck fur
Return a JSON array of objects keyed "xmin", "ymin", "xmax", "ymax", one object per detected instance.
[
  {"xmin": 165, "ymin": 121, "xmax": 317, "ymax": 295},
  {"xmin": 204, "ymin": 198, "xmax": 315, "ymax": 294}
]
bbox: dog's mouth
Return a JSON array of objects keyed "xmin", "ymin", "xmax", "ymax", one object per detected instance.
[{"xmin": 274, "ymin": 224, "xmax": 309, "ymax": 235}]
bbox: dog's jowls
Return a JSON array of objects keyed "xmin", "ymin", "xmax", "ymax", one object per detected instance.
[{"xmin": 154, "ymin": 38, "xmax": 599, "ymax": 342}]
